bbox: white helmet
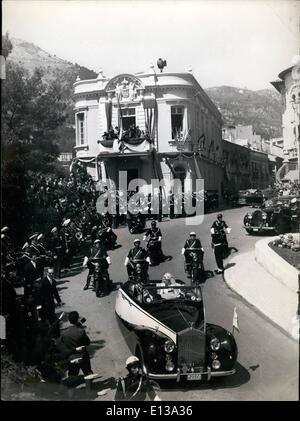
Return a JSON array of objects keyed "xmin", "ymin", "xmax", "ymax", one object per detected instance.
[{"xmin": 126, "ymin": 356, "xmax": 140, "ymax": 367}]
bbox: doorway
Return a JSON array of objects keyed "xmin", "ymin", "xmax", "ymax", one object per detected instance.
[{"xmin": 120, "ymin": 168, "xmax": 139, "ymax": 190}]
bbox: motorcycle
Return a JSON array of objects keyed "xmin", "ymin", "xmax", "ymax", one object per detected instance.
[
  {"xmin": 98, "ymin": 226, "xmax": 117, "ymax": 250},
  {"xmin": 93, "ymin": 261, "xmax": 111, "ymax": 297},
  {"xmin": 147, "ymin": 238, "xmax": 162, "ymax": 266},
  {"xmin": 184, "ymin": 248, "xmax": 205, "ymax": 284},
  {"xmin": 128, "ymin": 261, "xmax": 149, "ymax": 284},
  {"xmin": 128, "ymin": 212, "xmax": 145, "ymax": 234}
]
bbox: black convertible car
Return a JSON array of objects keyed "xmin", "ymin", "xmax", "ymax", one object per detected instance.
[
  {"xmin": 243, "ymin": 195, "xmax": 299, "ymax": 235},
  {"xmin": 115, "ymin": 281, "xmax": 237, "ymax": 382}
]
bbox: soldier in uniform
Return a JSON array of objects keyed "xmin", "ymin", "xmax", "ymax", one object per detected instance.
[
  {"xmin": 83, "ymin": 239, "xmax": 111, "ymax": 290},
  {"xmin": 143, "ymin": 220, "xmax": 165, "ymax": 262},
  {"xmin": 211, "ymin": 213, "xmax": 230, "ymax": 256},
  {"xmin": 211, "ymin": 229, "xmax": 225, "ymax": 274},
  {"xmin": 124, "ymin": 239, "xmax": 150, "ymax": 278},
  {"xmin": 181, "ymin": 232, "xmax": 204, "ymax": 277},
  {"xmin": 115, "ymin": 356, "xmax": 161, "ymax": 401},
  {"xmin": 46, "ymin": 227, "xmax": 65, "ymax": 279}
]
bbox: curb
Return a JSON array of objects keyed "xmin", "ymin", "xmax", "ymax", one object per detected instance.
[
  {"xmin": 223, "ymin": 265, "xmax": 298, "ymax": 342},
  {"xmin": 255, "ymin": 234, "xmax": 299, "ymax": 292}
]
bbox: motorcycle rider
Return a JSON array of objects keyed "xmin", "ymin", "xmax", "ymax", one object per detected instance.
[
  {"xmin": 83, "ymin": 239, "xmax": 111, "ymax": 290},
  {"xmin": 125, "ymin": 239, "xmax": 150, "ymax": 278},
  {"xmin": 211, "ymin": 214, "xmax": 230, "ymax": 255},
  {"xmin": 115, "ymin": 356, "xmax": 161, "ymax": 401},
  {"xmin": 181, "ymin": 232, "xmax": 204, "ymax": 278},
  {"xmin": 143, "ymin": 221, "xmax": 164, "ymax": 263},
  {"xmin": 98, "ymin": 216, "xmax": 117, "ymax": 250},
  {"xmin": 128, "ymin": 262, "xmax": 149, "ymax": 285}
]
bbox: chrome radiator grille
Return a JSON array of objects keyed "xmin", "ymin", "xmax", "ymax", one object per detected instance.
[
  {"xmin": 177, "ymin": 327, "xmax": 206, "ymax": 366},
  {"xmin": 251, "ymin": 211, "xmax": 263, "ymax": 226}
]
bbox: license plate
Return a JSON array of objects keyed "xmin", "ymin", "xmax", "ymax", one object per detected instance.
[
  {"xmin": 253, "ymin": 228, "xmax": 259, "ymax": 231},
  {"xmin": 187, "ymin": 373, "xmax": 202, "ymax": 381}
]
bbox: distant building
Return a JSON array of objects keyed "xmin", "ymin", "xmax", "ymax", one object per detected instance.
[
  {"xmin": 222, "ymin": 140, "xmax": 276, "ymax": 191},
  {"xmin": 73, "ymin": 67, "xmax": 224, "ymax": 197},
  {"xmin": 271, "ymin": 65, "xmax": 300, "ymax": 182},
  {"xmin": 222, "ymin": 124, "xmax": 269, "ymax": 153},
  {"xmin": 222, "ymin": 125, "xmax": 283, "ymax": 189}
]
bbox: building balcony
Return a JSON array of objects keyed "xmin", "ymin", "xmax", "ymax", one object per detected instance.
[
  {"xmin": 98, "ymin": 132, "xmax": 153, "ymax": 155},
  {"xmin": 168, "ymin": 129, "xmax": 193, "ymax": 152}
]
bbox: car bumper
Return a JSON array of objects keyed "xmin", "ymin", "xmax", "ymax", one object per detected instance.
[
  {"xmin": 243, "ymin": 226, "xmax": 275, "ymax": 231},
  {"xmin": 148, "ymin": 368, "xmax": 236, "ymax": 381}
]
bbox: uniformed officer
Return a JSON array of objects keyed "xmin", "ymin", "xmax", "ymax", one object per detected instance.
[
  {"xmin": 125, "ymin": 239, "xmax": 150, "ymax": 277},
  {"xmin": 115, "ymin": 356, "xmax": 161, "ymax": 401},
  {"xmin": 181, "ymin": 232, "xmax": 204, "ymax": 276},
  {"xmin": 211, "ymin": 213, "xmax": 230, "ymax": 253},
  {"xmin": 143, "ymin": 220, "xmax": 164, "ymax": 262},
  {"xmin": 211, "ymin": 229, "xmax": 225, "ymax": 274},
  {"xmin": 47, "ymin": 227, "xmax": 65, "ymax": 279},
  {"xmin": 83, "ymin": 239, "xmax": 111, "ymax": 290}
]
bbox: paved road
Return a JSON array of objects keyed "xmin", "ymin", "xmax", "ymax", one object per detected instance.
[{"xmin": 58, "ymin": 207, "xmax": 299, "ymax": 401}]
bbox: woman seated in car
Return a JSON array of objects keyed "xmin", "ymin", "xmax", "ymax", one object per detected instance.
[{"xmin": 158, "ymin": 273, "xmax": 184, "ymax": 300}]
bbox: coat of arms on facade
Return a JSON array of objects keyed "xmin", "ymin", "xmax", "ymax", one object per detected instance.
[{"xmin": 106, "ymin": 74, "xmax": 143, "ymax": 102}]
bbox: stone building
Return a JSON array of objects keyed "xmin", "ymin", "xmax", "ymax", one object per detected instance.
[
  {"xmin": 271, "ymin": 64, "xmax": 300, "ymax": 182},
  {"xmin": 73, "ymin": 67, "xmax": 224, "ymax": 198}
]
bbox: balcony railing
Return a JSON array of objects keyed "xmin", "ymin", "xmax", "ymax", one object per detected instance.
[{"xmin": 170, "ymin": 129, "xmax": 192, "ymax": 152}]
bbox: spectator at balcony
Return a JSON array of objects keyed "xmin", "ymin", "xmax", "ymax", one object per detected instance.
[{"xmin": 136, "ymin": 126, "xmax": 141, "ymax": 138}]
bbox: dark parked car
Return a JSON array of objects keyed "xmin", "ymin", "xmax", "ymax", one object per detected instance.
[
  {"xmin": 243, "ymin": 195, "xmax": 300, "ymax": 235},
  {"xmin": 204, "ymin": 190, "xmax": 219, "ymax": 213},
  {"xmin": 238, "ymin": 189, "xmax": 264, "ymax": 207},
  {"xmin": 115, "ymin": 280, "xmax": 237, "ymax": 382}
]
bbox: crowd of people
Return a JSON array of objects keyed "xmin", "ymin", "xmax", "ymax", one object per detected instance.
[
  {"xmin": 274, "ymin": 180, "xmax": 300, "ymax": 197},
  {"xmin": 101, "ymin": 124, "xmax": 151, "ymax": 143},
  {"xmin": 1, "ymin": 161, "xmax": 108, "ymax": 389},
  {"xmin": 2, "ymin": 160, "xmax": 296, "ymax": 398}
]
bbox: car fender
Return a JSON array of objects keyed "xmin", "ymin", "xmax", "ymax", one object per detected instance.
[{"xmin": 206, "ymin": 323, "xmax": 238, "ymax": 369}]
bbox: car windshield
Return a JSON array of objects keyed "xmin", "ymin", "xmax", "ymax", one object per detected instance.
[{"xmin": 140, "ymin": 285, "xmax": 204, "ymax": 332}]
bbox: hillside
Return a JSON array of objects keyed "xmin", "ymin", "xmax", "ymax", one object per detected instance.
[
  {"xmin": 6, "ymin": 38, "xmax": 283, "ymax": 150},
  {"xmin": 8, "ymin": 38, "xmax": 97, "ymax": 82},
  {"xmin": 7, "ymin": 38, "xmax": 98, "ymax": 152},
  {"xmin": 205, "ymin": 86, "xmax": 282, "ymax": 139}
]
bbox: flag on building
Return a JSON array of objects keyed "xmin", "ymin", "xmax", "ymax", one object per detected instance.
[
  {"xmin": 69, "ymin": 159, "xmax": 74, "ymax": 173},
  {"xmin": 197, "ymin": 133, "xmax": 205, "ymax": 150},
  {"xmin": 232, "ymin": 307, "xmax": 240, "ymax": 333}
]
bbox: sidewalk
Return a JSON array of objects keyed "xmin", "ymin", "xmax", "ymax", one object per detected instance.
[{"xmin": 224, "ymin": 250, "xmax": 299, "ymax": 340}]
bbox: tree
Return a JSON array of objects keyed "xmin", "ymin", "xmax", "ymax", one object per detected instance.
[
  {"xmin": 1, "ymin": 59, "xmax": 68, "ymax": 242},
  {"xmin": 2, "ymin": 32, "xmax": 13, "ymax": 59}
]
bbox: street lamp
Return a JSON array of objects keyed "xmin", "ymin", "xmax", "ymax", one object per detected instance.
[{"xmin": 291, "ymin": 91, "xmax": 300, "ymax": 184}]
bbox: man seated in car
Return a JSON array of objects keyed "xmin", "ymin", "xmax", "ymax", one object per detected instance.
[{"xmin": 157, "ymin": 273, "xmax": 184, "ymax": 300}]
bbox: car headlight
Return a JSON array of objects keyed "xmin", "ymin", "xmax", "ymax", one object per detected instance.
[
  {"xmin": 164, "ymin": 340, "xmax": 175, "ymax": 353},
  {"xmin": 212, "ymin": 359, "xmax": 221, "ymax": 370},
  {"xmin": 210, "ymin": 338, "xmax": 221, "ymax": 351},
  {"xmin": 262, "ymin": 213, "xmax": 267, "ymax": 219},
  {"xmin": 165, "ymin": 361, "xmax": 175, "ymax": 372}
]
